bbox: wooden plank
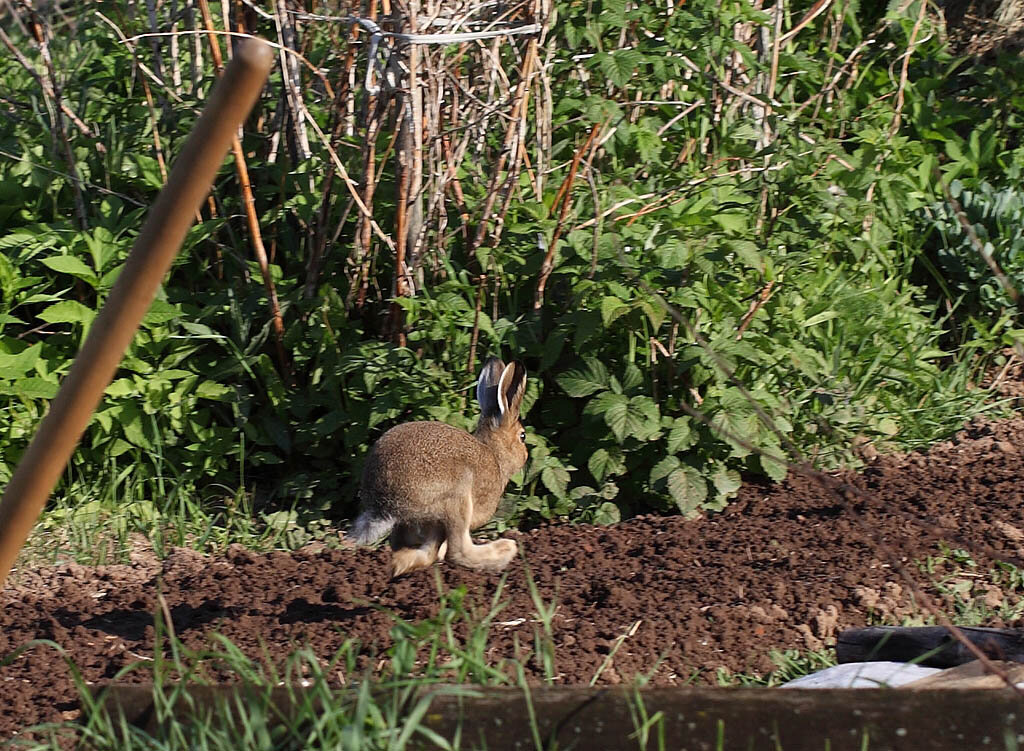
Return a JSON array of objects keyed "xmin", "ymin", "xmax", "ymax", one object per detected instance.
[
  {"xmin": 902, "ymin": 660, "xmax": 1024, "ymax": 689},
  {"xmin": 837, "ymin": 626, "xmax": 1024, "ymax": 667},
  {"xmin": 94, "ymin": 683, "xmax": 1024, "ymax": 751}
]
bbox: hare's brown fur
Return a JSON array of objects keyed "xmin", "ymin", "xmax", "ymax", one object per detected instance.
[{"xmin": 352, "ymin": 359, "xmax": 528, "ymax": 578}]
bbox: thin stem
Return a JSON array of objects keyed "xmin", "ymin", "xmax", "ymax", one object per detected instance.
[
  {"xmin": 534, "ymin": 121, "xmax": 601, "ymax": 309},
  {"xmin": 198, "ymin": 0, "xmax": 293, "ymax": 384}
]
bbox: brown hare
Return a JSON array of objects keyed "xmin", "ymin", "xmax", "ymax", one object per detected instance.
[{"xmin": 350, "ymin": 358, "xmax": 528, "ymax": 578}]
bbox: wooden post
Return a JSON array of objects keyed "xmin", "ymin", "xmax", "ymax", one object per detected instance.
[
  {"xmin": 0, "ymin": 39, "xmax": 274, "ymax": 591},
  {"xmin": 95, "ymin": 683, "xmax": 1024, "ymax": 750}
]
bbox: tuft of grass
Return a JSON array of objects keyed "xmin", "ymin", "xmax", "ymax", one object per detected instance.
[
  {"xmin": 524, "ymin": 566, "xmax": 560, "ymax": 685},
  {"xmin": 912, "ymin": 547, "xmax": 1024, "ymax": 626},
  {"xmin": 381, "ymin": 573, "xmax": 514, "ymax": 687},
  {"xmin": 10, "ymin": 588, "xmax": 509, "ymax": 750},
  {"xmin": 15, "ymin": 474, "xmax": 343, "ymax": 574},
  {"xmin": 715, "ymin": 648, "xmax": 838, "ymax": 688}
]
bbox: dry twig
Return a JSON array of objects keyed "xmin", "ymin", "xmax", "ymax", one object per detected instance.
[
  {"xmin": 468, "ymin": 37, "xmax": 539, "ymax": 257},
  {"xmin": 0, "ymin": 26, "xmax": 94, "ymax": 138},
  {"xmin": 18, "ymin": 5, "xmax": 88, "ymax": 230},
  {"xmin": 534, "ymin": 121, "xmax": 602, "ymax": 309},
  {"xmin": 198, "ymin": 0, "xmax": 293, "ymax": 384}
]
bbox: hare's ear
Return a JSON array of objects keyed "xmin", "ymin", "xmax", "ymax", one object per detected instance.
[
  {"xmin": 497, "ymin": 360, "xmax": 527, "ymax": 419},
  {"xmin": 476, "ymin": 357, "xmax": 506, "ymax": 418}
]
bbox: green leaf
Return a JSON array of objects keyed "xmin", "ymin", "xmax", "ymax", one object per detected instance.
[
  {"xmin": 196, "ymin": 381, "xmax": 233, "ymax": 400},
  {"xmin": 945, "ymin": 139, "xmax": 964, "ymax": 163},
  {"xmin": 133, "ymin": 153, "xmax": 165, "ymax": 188},
  {"xmin": 0, "ymin": 342, "xmax": 41, "ymax": 379},
  {"xmin": 759, "ymin": 451, "xmax": 788, "ymax": 482},
  {"xmin": 603, "ymin": 395, "xmax": 659, "ymax": 442},
  {"xmin": 667, "ymin": 465, "xmax": 707, "ymax": 513},
  {"xmin": 22, "ymin": 292, "xmax": 65, "ymax": 305},
  {"xmin": 180, "ymin": 321, "xmax": 219, "ymax": 337},
  {"xmin": 877, "ymin": 417, "xmax": 899, "ymax": 436},
  {"xmin": 99, "ymin": 264, "xmax": 124, "ymax": 289},
  {"xmin": 40, "ymin": 255, "xmax": 97, "ymax": 282},
  {"xmin": 557, "ymin": 358, "xmax": 610, "ymax": 397},
  {"xmin": 630, "ymin": 396, "xmax": 661, "ymax": 439},
  {"xmin": 540, "ymin": 330, "xmax": 567, "ymax": 373},
  {"xmin": 649, "ymin": 454, "xmax": 680, "ymax": 484},
  {"xmin": 710, "ymin": 409, "xmax": 758, "ymax": 459},
  {"xmin": 156, "ymin": 369, "xmax": 194, "ymax": 381},
  {"xmin": 728, "ymin": 240, "xmax": 762, "ymax": 269},
  {"xmin": 600, "ymin": 296, "xmax": 630, "ymax": 326},
  {"xmin": 596, "ymin": 49, "xmax": 642, "ymax": 88},
  {"xmin": 38, "ymin": 300, "xmax": 96, "ymax": 326},
  {"xmin": 638, "ymin": 299, "xmax": 666, "ymax": 330},
  {"xmin": 655, "ymin": 238, "xmax": 691, "ymax": 268},
  {"xmin": 621, "ymin": 362, "xmax": 643, "ymax": 392},
  {"xmin": 601, "ymin": 0, "xmax": 627, "ymax": 23},
  {"xmin": 108, "ymin": 438, "xmax": 134, "ymax": 458},
  {"xmin": 801, "ymin": 310, "xmax": 839, "ymax": 327},
  {"xmin": 541, "ymin": 464, "xmax": 571, "ymax": 499},
  {"xmin": 104, "ymin": 378, "xmax": 136, "ymax": 397},
  {"xmin": 119, "ymin": 404, "xmax": 154, "ymax": 449},
  {"xmin": 12, "ymin": 377, "xmax": 58, "ymax": 399},
  {"xmin": 604, "ymin": 398, "xmax": 632, "ymax": 442},
  {"xmin": 92, "ymin": 406, "xmax": 115, "ymax": 433},
  {"xmin": 142, "ymin": 299, "xmax": 181, "ymax": 325},
  {"xmin": 633, "ymin": 121, "xmax": 661, "ymax": 162},
  {"xmin": 571, "ymin": 310, "xmax": 602, "ymax": 349},
  {"xmin": 593, "ymin": 502, "xmax": 621, "ymax": 525},
  {"xmin": 666, "ymin": 418, "xmax": 695, "ymax": 453},
  {"xmin": 711, "ymin": 467, "xmax": 742, "ymax": 498},
  {"xmin": 712, "ymin": 212, "xmax": 747, "ymax": 234},
  {"xmin": 588, "ymin": 447, "xmax": 625, "ymax": 482},
  {"xmin": 251, "ymin": 451, "xmax": 284, "ymax": 465}
]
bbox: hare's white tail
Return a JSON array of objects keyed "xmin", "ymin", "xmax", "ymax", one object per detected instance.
[{"xmin": 349, "ymin": 511, "xmax": 395, "ymax": 545}]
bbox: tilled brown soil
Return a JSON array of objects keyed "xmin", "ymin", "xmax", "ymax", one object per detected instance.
[{"xmin": 4, "ymin": 416, "xmax": 1024, "ymax": 738}]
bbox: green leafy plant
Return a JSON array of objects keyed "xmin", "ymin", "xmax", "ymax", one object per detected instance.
[
  {"xmin": 923, "ymin": 180, "xmax": 1024, "ymax": 316},
  {"xmin": 0, "ymin": 0, "xmax": 1018, "ymax": 542}
]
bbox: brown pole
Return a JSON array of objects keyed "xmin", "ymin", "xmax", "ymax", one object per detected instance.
[{"xmin": 0, "ymin": 38, "xmax": 274, "ymax": 591}]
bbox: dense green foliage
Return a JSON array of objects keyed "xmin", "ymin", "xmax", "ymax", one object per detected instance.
[{"xmin": 1, "ymin": 0, "xmax": 1022, "ymax": 542}]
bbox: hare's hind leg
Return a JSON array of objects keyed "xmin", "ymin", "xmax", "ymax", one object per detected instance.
[
  {"xmin": 389, "ymin": 522, "xmax": 445, "ymax": 579},
  {"xmin": 444, "ymin": 495, "xmax": 517, "ymax": 572}
]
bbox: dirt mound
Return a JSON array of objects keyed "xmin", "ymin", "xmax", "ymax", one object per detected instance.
[{"xmin": 4, "ymin": 416, "xmax": 1024, "ymax": 737}]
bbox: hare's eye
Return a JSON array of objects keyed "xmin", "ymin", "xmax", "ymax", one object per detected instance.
[{"xmin": 519, "ymin": 430, "xmax": 526, "ymax": 443}]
